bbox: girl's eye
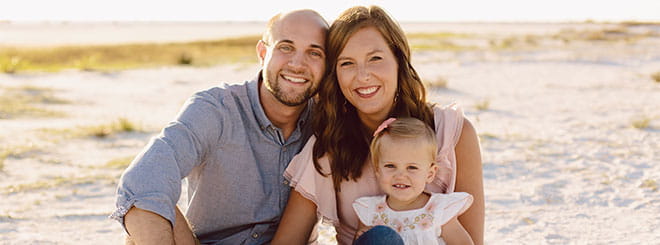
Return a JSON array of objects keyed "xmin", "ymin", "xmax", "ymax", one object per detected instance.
[
  {"xmin": 383, "ymin": 164, "xmax": 395, "ymax": 169},
  {"xmin": 407, "ymin": 166, "xmax": 419, "ymax": 170}
]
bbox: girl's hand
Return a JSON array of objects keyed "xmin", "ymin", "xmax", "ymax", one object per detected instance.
[{"xmin": 353, "ymin": 221, "xmax": 372, "ymax": 242}]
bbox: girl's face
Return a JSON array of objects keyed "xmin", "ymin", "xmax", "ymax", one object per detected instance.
[
  {"xmin": 375, "ymin": 136, "xmax": 437, "ymax": 210},
  {"xmin": 336, "ymin": 26, "xmax": 399, "ymax": 130}
]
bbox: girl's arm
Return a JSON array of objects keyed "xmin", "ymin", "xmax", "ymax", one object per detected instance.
[
  {"xmin": 272, "ymin": 190, "xmax": 318, "ymax": 245},
  {"xmin": 454, "ymin": 119, "xmax": 485, "ymax": 244},
  {"xmin": 441, "ymin": 217, "xmax": 474, "ymax": 245}
]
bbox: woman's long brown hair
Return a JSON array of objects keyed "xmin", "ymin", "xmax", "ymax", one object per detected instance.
[{"xmin": 312, "ymin": 5, "xmax": 435, "ymax": 191}]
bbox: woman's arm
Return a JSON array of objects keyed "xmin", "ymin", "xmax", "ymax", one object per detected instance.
[
  {"xmin": 441, "ymin": 217, "xmax": 474, "ymax": 245},
  {"xmin": 272, "ymin": 190, "xmax": 319, "ymax": 245},
  {"xmin": 454, "ymin": 119, "xmax": 485, "ymax": 245}
]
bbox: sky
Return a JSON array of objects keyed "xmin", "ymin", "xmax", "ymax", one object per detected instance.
[{"xmin": 1, "ymin": 0, "xmax": 659, "ymax": 22}]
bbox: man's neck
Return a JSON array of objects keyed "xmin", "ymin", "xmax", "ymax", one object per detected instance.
[{"xmin": 258, "ymin": 82, "xmax": 306, "ymax": 142}]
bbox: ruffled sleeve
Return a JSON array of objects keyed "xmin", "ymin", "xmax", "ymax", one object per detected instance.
[
  {"xmin": 432, "ymin": 192, "xmax": 473, "ymax": 226},
  {"xmin": 427, "ymin": 103, "xmax": 465, "ymax": 194},
  {"xmin": 351, "ymin": 196, "xmax": 377, "ymax": 226},
  {"xmin": 284, "ymin": 136, "xmax": 339, "ymax": 225}
]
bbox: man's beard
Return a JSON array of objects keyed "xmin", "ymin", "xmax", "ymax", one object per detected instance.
[{"xmin": 266, "ymin": 73, "xmax": 318, "ymax": 106}]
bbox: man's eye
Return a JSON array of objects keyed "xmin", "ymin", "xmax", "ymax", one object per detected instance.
[
  {"xmin": 279, "ymin": 45, "xmax": 293, "ymax": 52},
  {"xmin": 310, "ymin": 50, "xmax": 323, "ymax": 58}
]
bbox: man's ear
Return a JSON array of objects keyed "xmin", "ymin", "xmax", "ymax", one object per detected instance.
[
  {"xmin": 256, "ymin": 40, "xmax": 267, "ymax": 65},
  {"xmin": 427, "ymin": 164, "xmax": 439, "ymax": 184}
]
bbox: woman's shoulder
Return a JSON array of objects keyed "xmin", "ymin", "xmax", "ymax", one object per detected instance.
[
  {"xmin": 286, "ymin": 135, "xmax": 331, "ymax": 175},
  {"xmin": 430, "ymin": 102, "xmax": 464, "ymax": 122}
]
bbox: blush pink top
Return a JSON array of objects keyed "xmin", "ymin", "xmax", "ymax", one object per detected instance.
[{"xmin": 284, "ymin": 104, "xmax": 465, "ymax": 245}]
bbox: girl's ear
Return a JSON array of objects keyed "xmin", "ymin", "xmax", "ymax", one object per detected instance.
[
  {"xmin": 256, "ymin": 40, "xmax": 267, "ymax": 65},
  {"xmin": 426, "ymin": 163, "xmax": 439, "ymax": 184}
]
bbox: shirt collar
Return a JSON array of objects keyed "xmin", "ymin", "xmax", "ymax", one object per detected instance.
[{"xmin": 247, "ymin": 71, "xmax": 272, "ymax": 131}]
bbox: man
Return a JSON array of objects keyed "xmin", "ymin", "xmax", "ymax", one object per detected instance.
[{"xmin": 110, "ymin": 9, "xmax": 328, "ymax": 244}]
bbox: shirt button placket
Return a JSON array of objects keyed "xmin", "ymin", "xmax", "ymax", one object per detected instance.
[{"xmin": 252, "ymin": 233, "xmax": 259, "ymax": 239}]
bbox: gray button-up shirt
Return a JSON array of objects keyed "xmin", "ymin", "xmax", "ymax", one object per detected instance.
[{"xmin": 111, "ymin": 73, "xmax": 313, "ymax": 244}]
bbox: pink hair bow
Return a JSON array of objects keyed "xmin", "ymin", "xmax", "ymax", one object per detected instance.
[{"xmin": 373, "ymin": 118, "xmax": 397, "ymax": 137}]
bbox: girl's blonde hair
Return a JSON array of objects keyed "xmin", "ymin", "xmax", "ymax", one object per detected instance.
[{"xmin": 370, "ymin": 117, "xmax": 437, "ymax": 169}]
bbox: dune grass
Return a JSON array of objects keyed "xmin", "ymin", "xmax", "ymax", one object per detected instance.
[
  {"xmin": 2, "ymin": 174, "xmax": 117, "ymax": 194},
  {"xmin": 475, "ymin": 99, "xmax": 491, "ymax": 111},
  {"xmin": 0, "ymin": 35, "xmax": 261, "ymax": 73},
  {"xmin": 0, "ymin": 86, "xmax": 68, "ymax": 119},
  {"xmin": 0, "ymin": 144, "xmax": 38, "ymax": 171},
  {"xmin": 39, "ymin": 117, "xmax": 142, "ymax": 139},
  {"xmin": 631, "ymin": 117, "xmax": 652, "ymax": 129},
  {"xmin": 103, "ymin": 155, "xmax": 135, "ymax": 169},
  {"xmin": 651, "ymin": 72, "xmax": 660, "ymax": 83}
]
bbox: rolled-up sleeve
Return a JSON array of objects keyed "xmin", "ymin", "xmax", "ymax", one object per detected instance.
[{"xmin": 110, "ymin": 90, "xmax": 224, "ymax": 231}]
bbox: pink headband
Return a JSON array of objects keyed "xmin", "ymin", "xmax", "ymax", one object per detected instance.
[{"xmin": 373, "ymin": 118, "xmax": 397, "ymax": 137}]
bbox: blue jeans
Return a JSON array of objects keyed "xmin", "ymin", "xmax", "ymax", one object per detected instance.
[{"xmin": 353, "ymin": 225, "xmax": 404, "ymax": 245}]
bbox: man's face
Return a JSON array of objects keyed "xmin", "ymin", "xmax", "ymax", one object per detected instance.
[{"xmin": 258, "ymin": 12, "xmax": 327, "ymax": 106}]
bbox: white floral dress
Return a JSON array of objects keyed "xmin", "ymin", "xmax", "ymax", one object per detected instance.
[{"xmin": 352, "ymin": 192, "xmax": 473, "ymax": 245}]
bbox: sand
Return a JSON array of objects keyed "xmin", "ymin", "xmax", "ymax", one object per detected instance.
[{"xmin": 1, "ymin": 22, "xmax": 659, "ymax": 244}]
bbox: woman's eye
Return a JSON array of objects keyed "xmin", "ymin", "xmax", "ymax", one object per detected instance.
[
  {"xmin": 370, "ymin": 56, "xmax": 382, "ymax": 61},
  {"xmin": 339, "ymin": 61, "xmax": 353, "ymax": 66}
]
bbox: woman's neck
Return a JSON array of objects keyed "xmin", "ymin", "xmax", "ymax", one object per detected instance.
[
  {"xmin": 358, "ymin": 112, "xmax": 390, "ymax": 135},
  {"xmin": 386, "ymin": 192, "xmax": 431, "ymax": 211}
]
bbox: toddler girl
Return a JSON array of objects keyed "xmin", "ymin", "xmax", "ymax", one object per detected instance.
[{"xmin": 352, "ymin": 117, "xmax": 474, "ymax": 245}]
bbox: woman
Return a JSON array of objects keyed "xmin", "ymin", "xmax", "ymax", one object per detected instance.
[{"xmin": 273, "ymin": 5, "xmax": 484, "ymax": 245}]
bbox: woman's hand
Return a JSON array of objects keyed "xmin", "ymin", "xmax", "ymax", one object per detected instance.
[{"xmin": 272, "ymin": 190, "xmax": 319, "ymax": 245}]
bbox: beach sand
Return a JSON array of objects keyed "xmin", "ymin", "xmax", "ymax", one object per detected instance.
[{"xmin": 1, "ymin": 22, "xmax": 659, "ymax": 244}]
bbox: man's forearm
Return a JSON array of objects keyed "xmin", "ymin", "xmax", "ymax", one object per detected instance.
[{"xmin": 124, "ymin": 207, "xmax": 174, "ymax": 245}]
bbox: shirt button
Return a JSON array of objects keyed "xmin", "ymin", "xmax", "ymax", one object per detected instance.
[
  {"xmin": 283, "ymin": 146, "xmax": 287, "ymax": 152},
  {"xmin": 283, "ymin": 179, "xmax": 289, "ymax": 185},
  {"xmin": 252, "ymin": 233, "xmax": 259, "ymax": 239}
]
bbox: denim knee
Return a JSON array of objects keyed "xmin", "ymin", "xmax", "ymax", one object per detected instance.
[{"xmin": 353, "ymin": 225, "xmax": 404, "ymax": 245}]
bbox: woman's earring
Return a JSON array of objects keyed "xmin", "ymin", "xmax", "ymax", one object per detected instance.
[
  {"xmin": 394, "ymin": 91, "xmax": 399, "ymax": 104},
  {"xmin": 343, "ymin": 99, "xmax": 348, "ymax": 113}
]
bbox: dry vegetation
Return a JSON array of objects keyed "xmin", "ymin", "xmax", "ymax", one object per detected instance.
[
  {"xmin": 0, "ymin": 85, "xmax": 69, "ymax": 119},
  {"xmin": 38, "ymin": 117, "xmax": 142, "ymax": 139},
  {"xmin": 0, "ymin": 35, "xmax": 260, "ymax": 72}
]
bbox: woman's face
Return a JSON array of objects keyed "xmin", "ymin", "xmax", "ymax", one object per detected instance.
[{"xmin": 336, "ymin": 26, "xmax": 398, "ymax": 129}]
